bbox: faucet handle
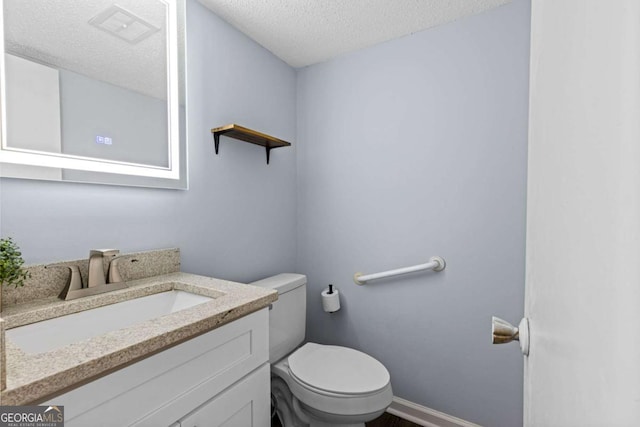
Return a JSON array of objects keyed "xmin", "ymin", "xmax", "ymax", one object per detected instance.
[
  {"xmin": 46, "ymin": 265, "xmax": 84, "ymax": 300},
  {"xmin": 107, "ymin": 256, "xmax": 126, "ymax": 284}
]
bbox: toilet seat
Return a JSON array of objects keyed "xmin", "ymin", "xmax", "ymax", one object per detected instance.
[
  {"xmin": 288, "ymin": 343, "xmax": 390, "ymax": 396},
  {"xmin": 273, "ymin": 343, "xmax": 393, "ymax": 418}
]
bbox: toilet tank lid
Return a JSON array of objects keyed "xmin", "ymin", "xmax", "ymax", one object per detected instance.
[{"xmin": 249, "ymin": 273, "xmax": 306, "ymax": 294}]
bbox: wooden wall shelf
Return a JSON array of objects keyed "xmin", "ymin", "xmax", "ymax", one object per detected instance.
[{"xmin": 211, "ymin": 124, "xmax": 291, "ymax": 164}]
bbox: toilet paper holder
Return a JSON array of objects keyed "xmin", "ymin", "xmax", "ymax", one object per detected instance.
[{"xmin": 322, "ymin": 284, "xmax": 341, "ymax": 313}]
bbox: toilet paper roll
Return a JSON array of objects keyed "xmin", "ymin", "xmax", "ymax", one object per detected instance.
[{"xmin": 321, "ymin": 287, "xmax": 341, "ymax": 313}]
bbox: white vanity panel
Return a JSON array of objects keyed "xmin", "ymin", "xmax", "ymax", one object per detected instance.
[
  {"xmin": 176, "ymin": 363, "xmax": 270, "ymax": 427},
  {"xmin": 43, "ymin": 308, "xmax": 269, "ymax": 427}
]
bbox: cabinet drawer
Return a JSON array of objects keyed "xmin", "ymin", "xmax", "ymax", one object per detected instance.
[
  {"xmin": 177, "ymin": 363, "xmax": 270, "ymax": 427},
  {"xmin": 44, "ymin": 308, "xmax": 268, "ymax": 427}
]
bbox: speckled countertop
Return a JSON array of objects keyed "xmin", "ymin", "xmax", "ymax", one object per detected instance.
[{"xmin": 0, "ymin": 272, "xmax": 277, "ymax": 406}]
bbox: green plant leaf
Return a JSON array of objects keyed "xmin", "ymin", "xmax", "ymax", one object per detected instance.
[{"xmin": 0, "ymin": 237, "xmax": 31, "ymax": 288}]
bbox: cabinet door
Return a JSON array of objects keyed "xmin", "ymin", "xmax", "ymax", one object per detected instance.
[{"xmin": 179, "ymin": 363, "xmax": 270, "ymax": 427}]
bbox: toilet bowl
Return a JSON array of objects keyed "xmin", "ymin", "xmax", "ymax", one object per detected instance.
[
  {"xmin": 272, "ymin": 343, "xmax": 393, "ymax": 426},
  {"xmin": 251, "ymin": 274, "xmax": 393, "ymax": 427}
]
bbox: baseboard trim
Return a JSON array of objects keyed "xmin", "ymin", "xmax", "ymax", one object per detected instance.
[{"xmin": 387, "ymin": 397, "xmax": 482, "ymax": 427}]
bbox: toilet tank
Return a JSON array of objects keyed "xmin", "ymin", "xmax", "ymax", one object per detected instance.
[{"xmin": 250, "ymin": 273, "xmax": 306, "ymax": 363}]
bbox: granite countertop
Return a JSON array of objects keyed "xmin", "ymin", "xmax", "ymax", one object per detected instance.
[{"xmin": 0, "ymin": 272, "xmax": 277, "ymax": 406}]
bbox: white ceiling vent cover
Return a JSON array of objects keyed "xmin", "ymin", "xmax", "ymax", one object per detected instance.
[{"xmin": 89, "ymin": 5, "xmax": 160, "ymax": 44}]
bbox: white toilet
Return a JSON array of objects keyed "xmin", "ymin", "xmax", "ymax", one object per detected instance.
[{"xmin": 251, "ymin": 273, "xmax": 393, "ymax": 427}]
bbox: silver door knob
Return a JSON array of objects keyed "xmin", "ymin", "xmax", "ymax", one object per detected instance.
[{"xmin": 492, "ymin": 316, "xmax": 529, "ymax": 356}]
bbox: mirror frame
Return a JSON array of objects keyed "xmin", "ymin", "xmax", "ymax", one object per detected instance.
[{"xmin": 0, "ymin": 0, "xmax": 184, "ymax": 183}]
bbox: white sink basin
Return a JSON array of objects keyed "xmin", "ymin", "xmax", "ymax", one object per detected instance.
[{"xmin": 6, "ymin": 290, "xmax": 212, "ymax": 354}]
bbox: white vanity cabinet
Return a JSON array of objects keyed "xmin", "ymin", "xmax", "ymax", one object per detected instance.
[
  {"xmin": 172, "ymin": 363, "xmax": 270, "ymax": 427},
  {"xmin": 43, "ymin": 308, "xmax": 270, "ymax": 427}
]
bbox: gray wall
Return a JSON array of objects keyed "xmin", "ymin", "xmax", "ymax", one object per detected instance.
[
  {"xmin": 295, "ymin": 1, "xmax": 530, "ymax": 426},
  {"xmin": 0, "ymin": 0, "xmax": 297, "ymax": 283},
  {"xmin": 1, "ymin": 1, "xmax": 530, "ymax": 426}
]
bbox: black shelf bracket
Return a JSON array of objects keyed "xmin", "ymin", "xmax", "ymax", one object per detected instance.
[{"xmin": 214, "ymin": 133, "xmax": 220, "ymax": 155}]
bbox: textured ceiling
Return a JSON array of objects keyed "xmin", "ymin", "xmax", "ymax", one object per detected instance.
[
  {"xmin": 4, "ymin": 0, "xmax": 168, "ymax": 99},
  {"xmin": 197, "ymin": 0, "xmax": 511, "ymax": 68},
  {"xmin": 3, "ymin": 0, "xmax": 511, "ymax": 96}
]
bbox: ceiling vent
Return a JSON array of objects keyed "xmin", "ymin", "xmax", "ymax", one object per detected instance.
[{"xmin": 89, "ymin": 5, "xmax": 160, "ymax": 44}]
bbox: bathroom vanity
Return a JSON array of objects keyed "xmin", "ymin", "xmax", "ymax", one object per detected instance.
[
  {"xmin": 43, "ymin": 307, "xmax": 270, "ymax": 427},
  {"xmin": 0, "ymin": 266, "xmax": 276, "ymax": 427}
]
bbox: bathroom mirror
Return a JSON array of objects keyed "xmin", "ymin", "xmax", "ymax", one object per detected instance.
[{"xmin": 0, "ymin": 0, "xmax": 187, "ymax": 189}]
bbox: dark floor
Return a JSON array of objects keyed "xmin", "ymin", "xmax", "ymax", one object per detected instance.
[
  {"xmin": 365, "ymin": 412, "xmax": 421, "ymax": 427},
  {"xmin": 271, "ymin": 411, "xmax": 421, "ymax": 427}
]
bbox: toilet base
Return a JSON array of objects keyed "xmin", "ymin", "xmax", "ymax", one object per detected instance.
[
  {"xmin": 272, "ymin": 376, "xmax": 307, "ymax": 427},
  {"xmin": 274, "ymin": 415, "xmax": 364, "ymax": 427},
  {"xmin": 274, "ymin": 413, "xmax": 364, "ymax": 427},
  {"xmin": 271, "ymin": 375, "xmax": 381, "ymax": 427}
]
